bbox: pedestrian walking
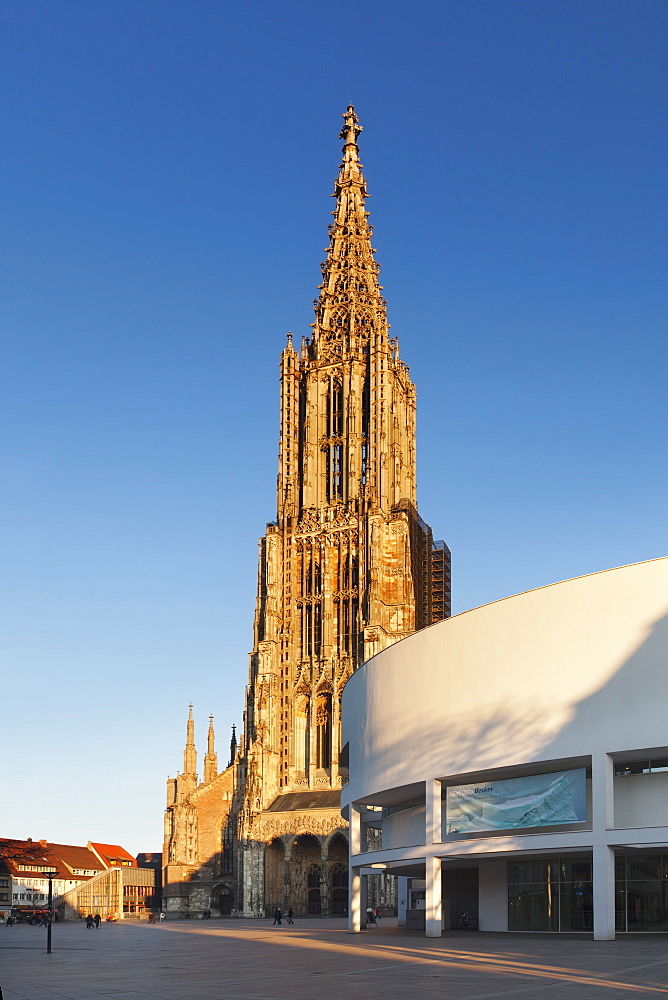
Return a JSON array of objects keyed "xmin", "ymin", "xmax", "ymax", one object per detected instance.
[
  {"xmin": 94, "ymin": 913, "xmax": 101, "ymax": 928},
  {"xmin": 272, "ymin": 907, "xmax": 282, "ymax": 925},
  {"xmin": 366, "ymin": 906, "xmax": 376, "ymax": 925},
  {"xmin": 159, "ymin": 911, "xmax": 165, "ymax": 921},
  {"xmin": 375, "ymin": 906, "xmax": 381, "ymax": 921},
  {"xmin": 85, "ymin": 914, "xmax": 94, "ymax": 929},
  {"xmin": 286, "ymin": 907, "xmax": 294, "ymax": 924},
  {"xmin": 6, "ymin": 915, "xmax": 14, "ymax": 928}
]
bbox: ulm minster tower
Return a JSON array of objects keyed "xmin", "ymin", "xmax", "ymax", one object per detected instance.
[{"xmin": 163, "ymin": 107, "xmax": 451, "ymax": 918}]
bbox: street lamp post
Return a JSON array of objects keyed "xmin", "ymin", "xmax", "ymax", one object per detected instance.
[{"xmin": 40, "ymin": 869, "xmax": 58, "ymax": 954}]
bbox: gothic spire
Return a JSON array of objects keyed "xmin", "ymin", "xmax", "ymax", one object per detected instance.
[
  {"xmin": 203, "ymin": 714, "xmax": 218, "ymax": 784},
  {"xmin": 183, "ymin": 703, "xmax": 197, "ymax": 778},
  {"xmin": 229, "ymin": 724, "xmax": 237, "ymax": 767},
  {"xmin": 312, "ymin": 105, "xmax": 388, "ymax": 356}
]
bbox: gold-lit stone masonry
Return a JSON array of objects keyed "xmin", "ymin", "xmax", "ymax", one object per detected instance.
[{"xmin": 162, "ymin": 107, "xmax": 451, "ymax": 918}]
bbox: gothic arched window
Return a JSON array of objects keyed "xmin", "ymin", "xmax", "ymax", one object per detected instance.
[
  {"xmin": 220, "ymin": 818, "xmax": 233, "ymax": 874},
  {"xmin": 330, "ymin": 381, "xmax": 343, "ymax": 437},
  {"xmin": 326, "ymin": 443, "xmax": 343, "ymax": 503},
  {"xmin": 302, "ymin": 542, "xmax": 323, "ymax": 659}
]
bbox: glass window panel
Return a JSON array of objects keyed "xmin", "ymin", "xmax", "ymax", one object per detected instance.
[
  {"xmin": 650, "ymin": 759, "xmax": 668, "ymax": 772},
  {"xmin": 508, "ymin": 883, "xmax": 551, "ymax": 932},
  {"xmin": 626, "ymin": 857, "xmax": 661, "ymax": 881},
  {"xmin": 615, "ymin": 761, "xmax": 647, "ymax": 776},
  {"xmin": 530, "ymin": 861, "xmax": 550, "ymax": 884},
  {"xmin": 561, "ymin": 859, "xmax": 591, "ymax": 882},
  {"xmin": 615, "ymin": 857, "xmax": 626, "ymax": 880},
  {"xmin": 626, "ymin": 880, "xmax": 668, "ymax": 931},
  {"xmin": 508, "ymin": 862, "xmax": 530, "ymax": 885},
  {"xmin": 615, "ymin": 886, "xmax": 627, "ymax": 932},
  {"xmin": 560, "ymin": 881, "xmax": 593, "ymax": 931}
]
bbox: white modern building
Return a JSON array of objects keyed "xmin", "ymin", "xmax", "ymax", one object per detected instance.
[{"xmin": 341, "ymin": 557, "xmax": 668, "ymax": 938}]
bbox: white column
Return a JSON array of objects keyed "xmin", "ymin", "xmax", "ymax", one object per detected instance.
[
  {"xmin": 425, "ymin": 778, "xmax": 442, "ymax": 844},
  {"xmin": 349, "ymin": 867, "xmax": 362, "ymax": 933},
  {"xmin": 478, "ymin": 860, "xmax": 508, "ymax": 932},
  {"xmin": 591, "ymin": 752, "xmax": 615, "ymax": 940},
  {"xmin": 397, "ymin": 876, "xmax": 409, "ymax": 927},
  {"xmin": 349, "ymin": 804, "xmax": 363, "ymax": 933},
  {"xmin": 592, "ymin": 845, "xmax": 615, "ymax": 940},
  {"xmin": 349, "ymin": 802, "xmax": 362, "ymax": 856},
  {"xmin": 425, "ymin": 855, "xmax": 442, "ymax": 937}
]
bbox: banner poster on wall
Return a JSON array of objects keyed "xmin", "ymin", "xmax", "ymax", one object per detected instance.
[{"xmin": 446, "ymin": 768, "xmax": 587, "ymax": 835}]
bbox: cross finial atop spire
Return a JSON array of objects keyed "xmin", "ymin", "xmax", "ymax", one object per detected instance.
[{"xmin": 339, "ymin": 105, "xmax": 362, "ymax": 146}]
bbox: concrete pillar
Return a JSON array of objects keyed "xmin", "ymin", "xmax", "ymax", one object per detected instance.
[
  {"xmin": 592, "ymin": 752, "xmax": 615, "ymax": 940},
  {"xmin": 478, "ymin": 860, "xmax": 508, "ymax": 931},
  {"xmin": 349, "ymin": 805, "xmax": 362, "ymax": 934},
  {"xmin": 426, "ymin": 778, "xmax": 442, "ymax": 844},
  {"xmin": 349, "ymin": 803, "xmax": 361, "ymax": 856},
  {"xmin": 349, "ymin": 867, "xmax": 366, "ymax": 933},
  {"xmin": 397, "ymin": 876, "xmax": 409, "ymax": 927},
  {"xmin": 425, "ymin": 855, "xmax": 442, "ymax": 937},
  {"xmin": 593, "ymin": 845, "xmax": 615, "ymax": 940},
  {"xmin": 592, "ymin": 751, "xmax": 614, "ymax": 830}
]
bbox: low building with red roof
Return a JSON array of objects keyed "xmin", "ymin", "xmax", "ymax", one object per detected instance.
[
  {"xmin": 0, "ymin": 837, "xmax": 151, "ymax": 921},
  {"xmin": 0, "ymin": 838, "xmax": 103, "ymax": 919}
]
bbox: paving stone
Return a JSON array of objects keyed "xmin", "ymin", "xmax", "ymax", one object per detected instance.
[{"xmin": 3, "ymin": 919, "xmax": 668, "ymax": 999}]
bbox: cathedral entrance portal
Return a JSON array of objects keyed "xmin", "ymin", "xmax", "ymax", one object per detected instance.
[
  {"xmin": 306, "ymin": 865, "xmax": 322, "ymax": 914},
  {"xmin": 264, "ymin": 838, "xmax": 286, "ymax": 914},
  {"xmin": 328, "ymin": 834, "xmax": 349, "ymax": 916},
  {"xmin": 330, "ymin": 864, "xmax": 348, "ymax": 915},
  {"xmin": 291, "ymin": 834, "xmax": 322, "ymax": 916},
  {"xmin": 213, "ymin": 885, "xmax": 234, "ymax": 916}
]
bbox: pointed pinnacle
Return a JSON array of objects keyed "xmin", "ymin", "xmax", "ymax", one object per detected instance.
[{"xmin": 339, "ymin": 105, "xmax": 362, "ymax": 146}]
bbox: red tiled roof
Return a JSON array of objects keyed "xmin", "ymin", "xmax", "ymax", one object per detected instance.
[
  {"xmin": 0, "ymin": 839, "xmax": 104, "ymax": 880},
  {"xmin": 89, "ymin": 842, "xmax": 136, "ymax": 866}
]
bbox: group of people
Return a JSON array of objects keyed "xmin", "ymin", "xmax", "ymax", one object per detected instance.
[
  {"xmin": 366, "ymin": 906, "xmax": 382, "ymax": 925},
  {"xmin": 85, "ymin": 913, "xmax": 102, "ymax": 929},
  {"xmin": 272, "ymin": 907, "xmax": 294, "ymax": 925},
  {"xmin": 4, "ymin": 913, "xmax": 53, "ymax": 927}
]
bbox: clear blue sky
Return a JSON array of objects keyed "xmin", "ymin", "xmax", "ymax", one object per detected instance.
[{"xmin": 2, "ymin": 0, "xmax": 666, "ymax": 855}]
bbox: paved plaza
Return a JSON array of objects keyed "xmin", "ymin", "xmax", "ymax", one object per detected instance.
[{"xmin": 3, "ymin": 919, "xmax": 668, "ymax": 1000}]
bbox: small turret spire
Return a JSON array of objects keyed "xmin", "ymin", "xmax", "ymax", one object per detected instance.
[
  {"xmin": 229, "ymin": 724, "xmax": 237, "ymax": 767},
  {"xmin": 183, "ymin": 703, "xmax": 197, "ymax": 778},
  {"xmin": 203, "ymin": 714, "xmax": 218, "ymax": 784}
]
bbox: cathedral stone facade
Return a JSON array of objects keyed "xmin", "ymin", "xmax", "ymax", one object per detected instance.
[{"xmin": 162, "ymin": 107, "xmax": 450, "ymax": 918}]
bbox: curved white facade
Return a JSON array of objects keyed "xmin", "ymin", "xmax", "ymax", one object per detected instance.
[{"xmin": 341, "ymin": 558, "xmax": 668, "ymax": 937}]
